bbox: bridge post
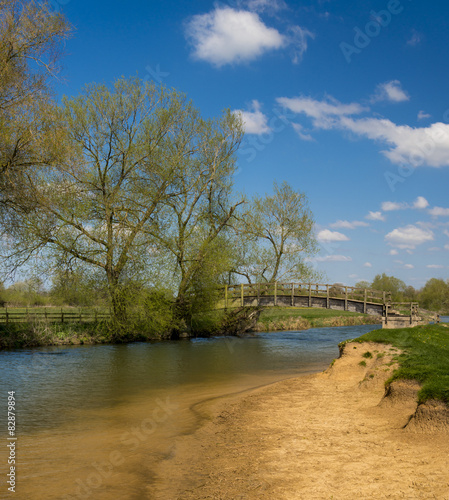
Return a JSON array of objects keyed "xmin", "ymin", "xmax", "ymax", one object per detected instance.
[
  {"xmin": 225, "ymin": 285, "xmax": 228, "ymax": 310},
  {"xmin": 241, "ymin": 284, "xmax": 244, "ymax": 307},
  {"xmin": 364, "ymin": 289, "xmax": 367, "ymax": 314},
  {"xmin": 326, "ymin": 285, "xmax": 329, "ymax": 309},
  {"xmin": 274, "ymin": 282, "xmax": 277, "ymax": 306},
  {"xmin": 308, "ymin": 284, "xmax": 312, "ymax": 308},
  {"xmin": 291, "ymin": 283, "xmax": 294, "ymax": 307},
  {"xmin": 344, "ymin": 287, "xmax": 348, "ymax": 311}
]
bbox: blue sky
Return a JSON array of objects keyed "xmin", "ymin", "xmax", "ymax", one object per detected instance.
[{"xmin": 54, "ymin": 0, "xmax": 449, "ymax": 288}]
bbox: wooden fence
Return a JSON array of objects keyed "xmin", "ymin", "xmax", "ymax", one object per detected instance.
[{"xmin": 0, "ymin": 308, "xmax": 110, "ymax": 325}]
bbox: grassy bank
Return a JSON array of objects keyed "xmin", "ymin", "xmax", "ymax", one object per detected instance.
[
  {"xmin": 253, "ymin": 307, "xmax": 381, "ymax": 332},
  {"xmin": 351, "ymin": 323, "xmax": 449, "ymax": 404},
  {"xmin": 0, "ymin": 319, "xmax": 172, "ymax": 349},
  {"xmin": 0, "ymin": 306, "xmax": 383, "ymax": 348}
]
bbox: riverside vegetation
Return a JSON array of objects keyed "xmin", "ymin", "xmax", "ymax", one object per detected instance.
[{"xmin": 351, "ymin": 323, "xmax": 449, "ymax": 404}]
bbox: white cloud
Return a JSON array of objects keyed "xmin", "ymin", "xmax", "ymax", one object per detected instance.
[
  {"xmin": 428, "ymin": 206, "xmax": 449, "ymax": 217},
  {"xmin": 404, "ymin": 264, "xmax": 414, "ymax": 269},
  {"xmin": 185, "ymin": 8, "xmax": 285, "ymax": 67},
  {"xmin": 427, "ymin": 264, "xmax": 445, "ymax": 269},
  {"xmin": 444, "ymin": 229, "xmax": 449, "ymax": 238},
  {"xmin": 316, "ymin": 229, "xmax": 349, "ymax": 243},
  {"xmin": 234, "ymin": 100, "xmax": 270, "ymax": 134},
  {"xmin": 339, "ymin": 117, "xmax": 449, "ymax": 168},
  {"xmin": 279, "ymin": 93, "xmax": 449, "ymax": 168},
  {"xmin": 381, "ymin": 201, "xmax": 403, "ymax": 211},
  {"xmin": 366, "ymin": 211, "xmax": 385, "ymax": 221},
  {"xmin": 242, "ymin": 0, "xmax": 287, "ymax": 13},
  {"xmin": 349, "ymin": 273, "xmax": 358, "ymax": 279},
  {"xmin": 418, "ymin": 110, "xmax": 431, "ymax": 121},
  {"xmin": 407, "ymin": 30, "xmax": 422, "ymax": 47},
  {"xmin": 381, "ymin": 196, "xmax": 429, "ymax": 212},
  {"xmin": 428, "ymin": 247, "xmax": 441, "ymax": 252},
  {"xmin": 292, "ymin": 123, "xmax": 314, "ymax": 141},
  {"xmin": 288, "ymin": 26, "xmax": 315, "ymax": 64},
  {"xmin": 363, "ymin": 262, "xmax": 372, "ymax": 268},
  {"xmin": 389, "ymin": 249, "xmax": 399, "ymax": 255},
  {"xmin": 276, "ymin": 95, "xmax": 366, "ymax": 129},
  {"xmin": 445, "ymin": 244, "xmax": 449, "ymax": 251},
  {"xmin": 329, "ymin": 220, "xmax": 369, "ymax": 230},
  {"xmin": 313, "ymin": 255, "xmax": 352, "ymax": 262},
  {"xmin": 385, "ymin": 224, "xmax": 434, "ymax": 249},
  {"xmin": 371, "ymin": 80, "xmax": 410, "ymax": 103},
  {"xmin": 413, "ymin": 196, "xmax": 429, "ymax": 209}
]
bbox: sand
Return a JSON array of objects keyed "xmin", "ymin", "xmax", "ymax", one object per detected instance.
[{"xmin": 153, "ymin": 342, "xmax": 449, "ymax": 500}]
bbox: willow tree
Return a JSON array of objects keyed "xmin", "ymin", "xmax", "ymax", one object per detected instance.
[
  {"xmin": 0, "ymin": 0, "xmax": 71, "ymax": 184},
  {"xmin": 1, "ymin": 77, "xmax": 243, "ymax": 325},
  {"xmin": 147, "ymin": 109, "xmax": 243, "ymax": 320},
  {"xmin": 233, "ymin": 181, "xmax": 319, "ymax": 284}
]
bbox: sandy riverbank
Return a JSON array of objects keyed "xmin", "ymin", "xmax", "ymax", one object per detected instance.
[{"xmin": 153, "ymin": 341, "xmax": 449, "ymax": 499}]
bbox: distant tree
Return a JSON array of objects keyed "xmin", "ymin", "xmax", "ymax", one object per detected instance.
[
  {"xmin": 419, "ymin": 278, "xmax": 449, "ymax": 313},
  {"xmin": 371, "ymin": 273, "xmax": 406, "ymax": 301},
  {"xmin": 403, "ymin": 285, "xmax": 419, "ymax": 302},
  {"xmin": 355, "ymin": 280, "xmax": 371, "ymax": 289},
  {"xmin": 233, "ymin": 181, "xmax": 319, "ymax": 284}
]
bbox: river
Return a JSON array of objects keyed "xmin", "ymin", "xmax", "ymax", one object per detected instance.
[{"xmin": 0, "ymin": 323, "xmax": 395, "ymax": 499}]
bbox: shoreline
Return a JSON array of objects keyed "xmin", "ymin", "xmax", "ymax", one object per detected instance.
[
  {"xmin": 0, "ymin": 313, "xmax": 381, "ymax": 349},
  {"xmin": 152, "ymin": 341, "xmax": 449, "ymax": 499}
]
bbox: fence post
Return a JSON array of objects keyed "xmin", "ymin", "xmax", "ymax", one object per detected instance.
[
  {"xmin": 241, "ymin": 284, "xmax": 244, "ymax": 307},
  {"xmin": 363, "ymin": 289, "xmax": 367, "ymax": 314},
  {"xmin": 5, "ymin": 307, "xmax": 8, "ymax": 325},
  {"xmin": 225, "ymin": 285, "xmax": 228, "ymax": 310},
  {"xmin": 274, "ymin": 282, "xmax": 277, "ymax": 306},
  {"xmin": 61, "ymin": 308, "xmax": 64, "ymax": 324},
  {"xmin": 308, "ymin": 284, "xmax": 312, "ymax": 308},
  {"xmin": 344, "ymin": 287, "xmax": 348, "ymax": 311},
  {"xmin": 291, "ymin": 283, "xmax": 294, "ymax": 307},
  {"xmin": 79, "ymin": 307, "xmax": 82, "ymax": 323},
  {"xmin": 95, "ymin": 309, "xmax": 98, "ymax": 323},
  {"xmin": 326, "ymin": 285, "xmax": 329, "ymax": 309}
]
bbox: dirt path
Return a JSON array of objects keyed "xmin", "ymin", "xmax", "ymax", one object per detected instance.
[{"xmin": 152, "ymin": 342, "xmax": 449, "ymax": 500}]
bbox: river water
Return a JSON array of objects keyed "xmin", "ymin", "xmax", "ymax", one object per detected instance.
[{"xmin": 2, "ymin": 324, "xmax": 382, "ymax": 499}]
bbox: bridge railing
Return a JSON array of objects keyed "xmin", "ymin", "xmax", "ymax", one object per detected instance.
[{"xmin": 221, "ymin": 282, "xmax": 391, "ymax": 309}]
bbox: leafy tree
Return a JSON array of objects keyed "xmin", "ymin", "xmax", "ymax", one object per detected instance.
[
  {"xmin": 419, "ymin": 278, "xmax": 449, "ymax": 313},
  {"xmin": 1, "ymin": 77, "xmax": 243, "ymax": 328},
  {"xmin": 370, "ymin": 273, "xmax": 406, "ymax": 302},
  {"xmin": 354, "ymin": 280, "xmax": 371, "ymax": 289},
  {"xmin": 0, "ymin": 0, "xmax": 71, "ymax": 189},
  {"xmin": 403, "ymin": 285, "xmax": 419, "ymax": 302},
  {"xmin": 144, "ymin": 107, "xmax": 243, "ymax": 320},
  {"xmin": 233, "ymin": 181, "xmax": 319, "ymax": 283}
]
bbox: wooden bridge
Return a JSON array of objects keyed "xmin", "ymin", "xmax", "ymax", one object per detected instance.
[
  {"xmin": 221, "ymin": 282, "xmax": 435, "ymax": 328},
  {"xmin": 222, "ymin": 282, "xmax": 390, "ymax": 316}
]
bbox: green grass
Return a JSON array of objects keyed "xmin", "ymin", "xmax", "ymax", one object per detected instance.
[{"xmin": 352, "ymin": 324, "xmax": 449, "ymax": 404}]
